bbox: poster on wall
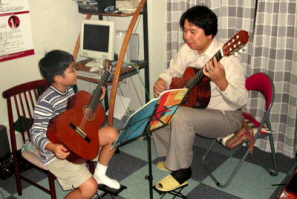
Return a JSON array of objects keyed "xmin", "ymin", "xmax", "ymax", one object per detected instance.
[{"xmin": 0, "ymin": 0, "xmax": 34, "ymax": 62}]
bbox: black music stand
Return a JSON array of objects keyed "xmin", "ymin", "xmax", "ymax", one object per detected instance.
[{"xmin": 112, "ymin": 88, "xmax": 188, "ymax": 199}]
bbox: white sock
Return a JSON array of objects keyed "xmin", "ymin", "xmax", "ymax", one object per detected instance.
[{"xmin": 93, "ymin": 163, "xmax": 120, "ymax": 189}]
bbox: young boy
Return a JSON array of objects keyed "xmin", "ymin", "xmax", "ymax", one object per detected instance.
[{"xmin": 30, "ymin": 50, "xmax": 120, "ymax": 199}]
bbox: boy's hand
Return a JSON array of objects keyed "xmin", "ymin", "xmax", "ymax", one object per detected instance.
[
  {"xmin": 100, "ymin": 86, "xmax": 106, "ymax": 101},
  {"xmin": 46, "ymin": 142, "xmax": 70, "ymax": 159},
  {"xmin": 53, "ymin": 144, "xmax": 70, "ymax": 159}
]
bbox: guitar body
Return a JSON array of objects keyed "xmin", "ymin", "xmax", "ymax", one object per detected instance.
[
  {"xmin": 47, "ymin": 91, "xmax": 105, "ymax": 164},
  {"xmin": 170, "ymin": 67, "xmax": 211, "ymax": 108}
]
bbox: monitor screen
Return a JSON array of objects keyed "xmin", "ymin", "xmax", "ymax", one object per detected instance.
[{"xmin": 80, "ymin": 20, "xmax": 115, "ymax": 62}]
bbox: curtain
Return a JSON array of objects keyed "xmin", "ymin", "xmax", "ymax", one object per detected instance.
[{"xmin": 166, "ymin": 0, "xmax": 297, "ymax": 158}]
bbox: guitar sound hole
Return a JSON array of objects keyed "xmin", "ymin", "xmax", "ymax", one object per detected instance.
[{"xmin": 83, "ymin": 106, "xmax": 95, "ymax": 121}]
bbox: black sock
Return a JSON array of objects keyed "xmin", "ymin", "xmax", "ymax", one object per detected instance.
[{"xmin": 171, "ymin": 167, "xmax": 192, "ymax": 184}]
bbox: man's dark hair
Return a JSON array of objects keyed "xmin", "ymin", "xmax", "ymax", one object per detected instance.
[
  {"xmin": 179, "ymin": 5, "xmax": 218, "ymax": 37},
  {"xmin": 39, "ymin": 50, "xmax": 74, "ymax": 83}
]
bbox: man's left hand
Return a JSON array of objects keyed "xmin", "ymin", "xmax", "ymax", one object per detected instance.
[{"xmin": 203, "ymin": 57, "xmax": 228, "ymax": 91}]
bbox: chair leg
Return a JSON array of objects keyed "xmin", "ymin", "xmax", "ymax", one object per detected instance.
[
  {"xmin": 12, "ymin": 152, "xmax": 23, "ymax": 196},
  {"xmin": 250, "ymin": 134, "xmax": 278, "ymax": 176},
  {"xmin": 268, "ymin": 133, "xmax": 278, "ymax": 176},
  {"xmin": 202, "ymin": 140, "xmax": 250, "ymax": 188},
  {"xmin": 88, "ymin": 161, "xmax": 95, "ymax": 174},
  {"xmin": 201, "ymin": 140, "xmax": 216, "ymax": 166},
  {"xmin": 48, "ymin": 172, "xmax": 57, "ymax": 199}
]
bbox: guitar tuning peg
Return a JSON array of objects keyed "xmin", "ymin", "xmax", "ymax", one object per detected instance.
[
  {"xmin": 234, "ymin": 52, "xmax": 239, "ymax": 56},
  {"xmin": 238, "ymin": 49, "xmax": 243, "ymax": 53}
]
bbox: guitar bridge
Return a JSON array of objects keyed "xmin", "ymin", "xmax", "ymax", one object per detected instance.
[{"xmin": 69, "ymin": 123, "xmax": 91, "ymax": 143}]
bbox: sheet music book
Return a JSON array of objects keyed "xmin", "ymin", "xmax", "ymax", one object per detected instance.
[{"xmin": 112, "ymin": 88, "xmax": 188, "ymax": 149}]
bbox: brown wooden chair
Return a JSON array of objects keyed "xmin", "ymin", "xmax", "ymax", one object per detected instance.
[{"xmin": 2, "ymin": 79, "xmax": 57, "ymax": 199}]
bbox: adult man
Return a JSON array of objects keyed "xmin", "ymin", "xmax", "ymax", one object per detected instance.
[{"xmin": 153, "ymin": 5, "xmax": 248, "ymax": 191}]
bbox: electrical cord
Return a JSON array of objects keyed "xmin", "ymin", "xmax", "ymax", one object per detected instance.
[
  {"xmin": 118, "ymin": 84, "xmax": 134, "ymax": 117},
  {"xmin": 128, "ymin": 62, "xmax": 151, "ymax": 101}
]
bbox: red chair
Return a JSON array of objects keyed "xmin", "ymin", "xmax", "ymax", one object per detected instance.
[
  {"xmin": 202, "ymin": 72, "xmax": 278, "ymax": 188},
  {"xmin": 2, "ymin": 80, "xmax": 57, "ymax": 199}
]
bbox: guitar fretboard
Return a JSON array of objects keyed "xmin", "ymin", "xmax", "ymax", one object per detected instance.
[
  {"xmin": 88, "ymin": 70, "xmax": 111, "ymax": 111},
  {"xmin": 185, "ymin": 49, "xmax": 223, "ymax": 91}
]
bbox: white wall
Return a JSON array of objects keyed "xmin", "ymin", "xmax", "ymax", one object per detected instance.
[
  {"xmin": 0, "ymin": 0, "xmax": 167, "ymax": 129},
  {"xmin": 147, "ymin": 1, "xmax": 167, "ymax": 96}
]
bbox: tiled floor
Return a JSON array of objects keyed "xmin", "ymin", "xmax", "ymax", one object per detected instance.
[{"xmin": 0, "ymin": 136, "xmax": 296, "ymax": 199}]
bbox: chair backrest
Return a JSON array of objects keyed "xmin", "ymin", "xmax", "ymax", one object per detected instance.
[
  {"xmin": 245, "ymin": 73, "xmax": 275, "ymax": 110},
  {"xmin": 2, "ymin": 80, "xmax": 49, "ymax": 151}
]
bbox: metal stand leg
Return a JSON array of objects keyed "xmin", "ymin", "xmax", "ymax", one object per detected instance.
[{"xmin": 145, "ymin": 125, "xmax": 154, "ymax": 199}]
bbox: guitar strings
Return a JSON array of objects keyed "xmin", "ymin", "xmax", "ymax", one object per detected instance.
[
  {"xmin": 77, "ymin": 69, "xmax": 110, "ymax": 133},
  {"xmin": 77, "ymin": 71, "xmax": 109, "ymax": 130}
]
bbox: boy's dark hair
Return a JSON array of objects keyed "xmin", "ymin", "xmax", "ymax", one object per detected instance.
[
  {"xmin": 39, "ymin": 50, "xmax": 74, "ymax": 83},
  {"xmin": 179, "ymin": 5, "xmax": 218, "ymax": 37}
]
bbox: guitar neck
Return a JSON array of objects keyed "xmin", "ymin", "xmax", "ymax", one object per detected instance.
[
  {"xmin": 185, "ymin": 49, "xmax": 223, "ymax": 90},
  {"xmin": 88, "ymin": 82, "xmax": 104, "ymax": 109},
  {"xmin": 88, "ymin": 71, "xmax": 110, "ymax": 111}
]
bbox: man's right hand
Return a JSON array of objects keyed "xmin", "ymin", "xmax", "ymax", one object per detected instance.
[{"xmin": 153, "ymin": 78, "xmax": 167, "ymax": 97}]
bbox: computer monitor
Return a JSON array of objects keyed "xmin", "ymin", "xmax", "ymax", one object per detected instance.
[{"xmin": 80, "ymin": 19, "xmax": 115, "ymax": 70}]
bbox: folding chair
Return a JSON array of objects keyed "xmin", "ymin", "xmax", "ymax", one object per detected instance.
[
  {"xmin": 202, "ymin": 72, "xmax": 278, "ymax": 188},
  {"xmin": 2, "ymin": 79, "xmax": 57, "ymax": 199}
]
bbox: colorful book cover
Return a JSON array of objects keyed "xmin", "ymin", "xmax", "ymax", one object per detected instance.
[
  {"xmin": 150, "ymin": 88, "xmax": 188, "ymax": 131},
  {"xmin": 112, "ymin": 88, "xmax": 188, "ymax": 149}
]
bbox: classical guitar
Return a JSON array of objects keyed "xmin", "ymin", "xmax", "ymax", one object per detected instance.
[
  {"xmin": 170, "ymin": 30, "xmax": 249, "ymax": 108},
  {"xmin": 47, "ymin": 60, "xmax": 112, "ymax": 164}
]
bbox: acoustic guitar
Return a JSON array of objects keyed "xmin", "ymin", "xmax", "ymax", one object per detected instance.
[
  {"xmin": 47, "ymin": 60, "xmax": 112, "ymax": 164},
  {"xmin": 170, "ymin": 30, "xmax": 249, "ymax": 108}
]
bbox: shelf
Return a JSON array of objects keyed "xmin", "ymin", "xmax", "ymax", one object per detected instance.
[
  {"xmin": 75, "ymin": 59, "xmax": 147, "ymax": 84},
  {"xmin": 88, "ymin": 12, "xmax": 144, "ymax": 17}
]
